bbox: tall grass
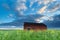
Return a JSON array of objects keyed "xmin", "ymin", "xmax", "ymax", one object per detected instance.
[{"xmin": 0, "ymin": 30, "xmax": 60, "ymax": 40}]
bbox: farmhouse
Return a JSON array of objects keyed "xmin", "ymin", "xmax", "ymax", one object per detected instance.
[{"xmin": 24, "ymin": 22, "xmax": 47, "ymax": 30}]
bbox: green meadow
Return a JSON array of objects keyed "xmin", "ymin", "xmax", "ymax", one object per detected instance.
[{"xmin": 0, "ymin": 30, "xmax": 60, "ymax": 40}]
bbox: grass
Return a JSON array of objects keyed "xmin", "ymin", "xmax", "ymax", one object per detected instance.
[{"xmin": 0, "ymin": 30, "xmax": 60, "ymax": 40}]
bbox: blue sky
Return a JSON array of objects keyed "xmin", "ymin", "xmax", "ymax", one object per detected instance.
[{"xmin": 0, "ymin": 0, "xmax": 60, "ymax": 28}]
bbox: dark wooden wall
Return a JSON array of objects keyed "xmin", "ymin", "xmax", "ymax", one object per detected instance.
[{"xmin": 24, "ymin": 22, "xmax": 47, "ymax": 30}]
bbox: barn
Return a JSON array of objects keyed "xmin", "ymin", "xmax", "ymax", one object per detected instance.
[{"xmin": 24, "ymin": 22, "xmax": 47, "ymax": 30}]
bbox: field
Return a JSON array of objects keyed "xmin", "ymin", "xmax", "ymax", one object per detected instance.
[{"xmin": 0, "ymin": 30, "xmax": 60, "ymax": 40}]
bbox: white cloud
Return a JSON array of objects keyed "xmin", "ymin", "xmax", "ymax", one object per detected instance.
[
  {"xmin": 29, "ymin": 2, "xmax": 34, "ymax": 8},
  {"xmin": 40, "ymin": 16, "xmax": 54, "ymax": 21},
  {"xmin": 16, "ymin": 3, "xmax": 27, "ymax": 11},
  {"xmin": 48, "ymin": 3, "xmax": 60, "ymax": 13},
  {"xmin": 35, "ymin": 18, "xmax": 44, "ymax": 23},
  {"xmin": 43, "ymin": 0, "xmax": 50, "ymax": 5},
  {"xmin": 50, "ymin": 0, "xmax": 56, "ymax": 1},
  {"xmin": 35, "ymin": 15, "xmax": 54, "ymax": 23},
  {"xmin": 38, "ymin": 1, "xmax": 42, "ymax": 5},
  {"xmin": 8, "ymin": 14, "xmax": 13, "ymax": 18},
  {"xmin": 29, "ymin": 0, "xmax": 40, "ymax": 8},
  {"xmin": 17, "ymin": 0, "xmax": 26, "ymax": 3},
  {"xmin": 11, "ymin": 26, "xmax": 16, "ymax": 28},
  {"xmin": 48, "ymin": 8, "xmax": 59, "ymax": 13},
  {"xmin": 43, "ymin": 0, "xmax": 56, "ymax": 5},
  {"xmin": 16, "ymin": 0, "xmax": 27, "ymax": 12},
  {"xmin": 19, "ymin": 11, "xmax": 24, "ymax": 16},
  {"xmin": 31, "ymin": 0, "xmax": 38, "ymax": 2},
  {"xmin": 37, "ymin": 6, "xmax": 47, "ymax": 14}
]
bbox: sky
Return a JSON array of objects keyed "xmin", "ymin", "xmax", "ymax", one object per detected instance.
[{"xmin": 0, "ymin": 0, "xmax": 60, "ymax": 28}]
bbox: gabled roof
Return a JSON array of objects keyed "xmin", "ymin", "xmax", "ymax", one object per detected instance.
[{"xmin": 24, "ymin": 22, "xmax": 47, "ymax": 27}]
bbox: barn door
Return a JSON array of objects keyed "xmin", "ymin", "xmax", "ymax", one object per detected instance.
[{"xmin": 27, "ymin": 27, "xmax": 31, "ymax": 30}]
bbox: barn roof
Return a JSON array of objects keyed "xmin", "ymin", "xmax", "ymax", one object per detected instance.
[{"xmin": 24, "ymin": 22, "xmax": 47, "ymax": 27}]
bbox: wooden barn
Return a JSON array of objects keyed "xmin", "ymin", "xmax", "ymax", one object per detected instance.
[{"xmin": 24, "ymin": 22, "xmax": 47, "ymax": 30}]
